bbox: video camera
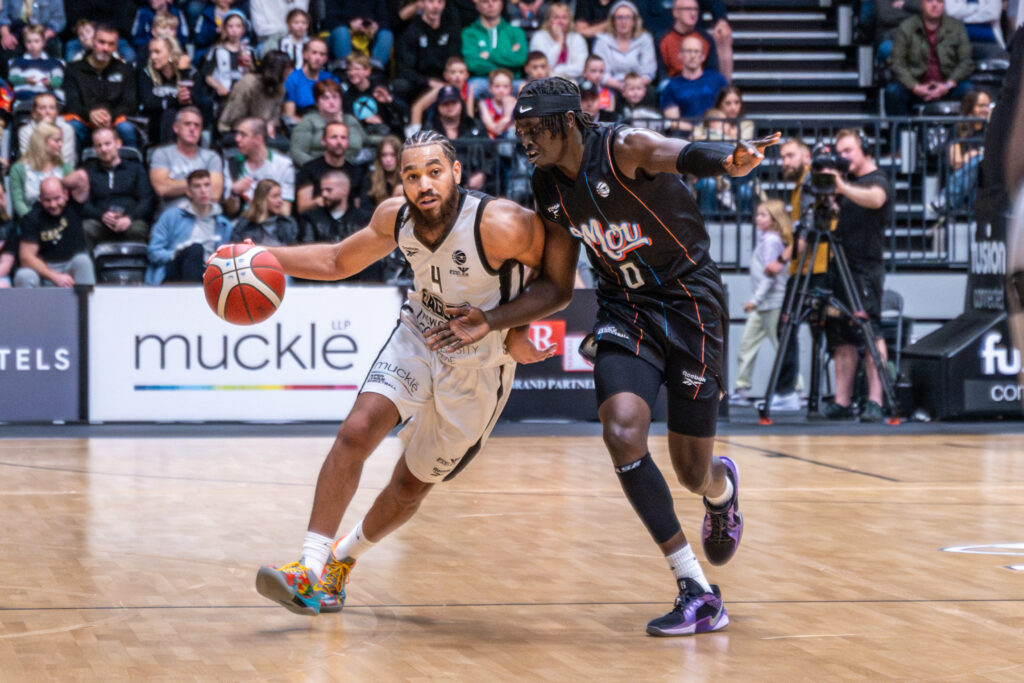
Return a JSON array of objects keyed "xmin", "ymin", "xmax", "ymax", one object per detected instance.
[{"xmin": 809, "ymin": 143, "xmax": 851, "ymax": 194}]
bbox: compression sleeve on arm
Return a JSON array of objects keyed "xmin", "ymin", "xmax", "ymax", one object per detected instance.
[{"xmin": 675, "ymin": 142, "xmax": 735, "ymax": 177}]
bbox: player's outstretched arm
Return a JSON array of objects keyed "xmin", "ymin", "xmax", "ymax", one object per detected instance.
[
  {"xmin": 613, "ymin": 127, "xmax": 781, "ymax": 180},
  {"xmin": 263, "ymin": 198, "xmax": 401, "ymax": 281},
  {"xmin": 425, "ymin": 210, "xmax": 578, "ymax": 352}
]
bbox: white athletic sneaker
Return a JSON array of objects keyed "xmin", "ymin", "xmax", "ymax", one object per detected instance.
[{"xmin": 769, "ymin": 392, "xmax": 802, "ymax": 411}]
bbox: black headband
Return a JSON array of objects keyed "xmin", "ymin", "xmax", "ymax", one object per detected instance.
[{"xmin": 513, "ymin": 93, "xmax": 582, "ymax": 119}]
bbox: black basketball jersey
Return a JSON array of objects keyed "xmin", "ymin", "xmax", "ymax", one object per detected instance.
[{"xmin": 532, "ymin": 123, "xmax": 727, "ymax": 374}]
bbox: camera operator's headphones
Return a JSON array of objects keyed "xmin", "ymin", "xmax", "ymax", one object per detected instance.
[{"xmin": 837, "ymin": 129, "xmax": 871, "ymax": 156}]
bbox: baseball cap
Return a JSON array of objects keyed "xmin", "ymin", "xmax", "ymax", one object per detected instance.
[
  {"xmin": 579, "ymin": 80, "xmax": 599, "ymax": 99},
  {"xmin": 437, "ymin": 85, "xmax": 462, "ymax": 104}
]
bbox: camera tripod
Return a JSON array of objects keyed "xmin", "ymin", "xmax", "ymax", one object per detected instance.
[{"xmin": 757, "ymin": 227, "xmax": 900, "ymax": 425}]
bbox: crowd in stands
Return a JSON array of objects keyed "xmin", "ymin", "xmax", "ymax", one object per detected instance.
[{"xmin": 0, "ymin": 0, "xmax": 1009, "ymax": 289}]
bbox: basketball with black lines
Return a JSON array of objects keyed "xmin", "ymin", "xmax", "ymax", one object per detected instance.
[{"xmin": 203, "ymin": 244, "xmax": 286, "ymax": 325}]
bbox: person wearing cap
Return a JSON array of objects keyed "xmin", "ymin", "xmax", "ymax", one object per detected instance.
[
  {"xmin": 412, "ymin": 84, "xmax": 490, "ymax": 191},
  {"xmin": 591, "ymin": 0, "xmax": 657, "ymax": 91},
  {"xmin": 579, "ymin": 80, "xmax": 620, "ymax": 123},
  {"xmin": 426, "ymin": 76, "xmax": 778, "ymax": 637}
]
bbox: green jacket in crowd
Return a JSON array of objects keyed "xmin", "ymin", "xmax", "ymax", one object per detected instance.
[
  {"xmin": 461, "ymin": 18, "xmax": 528, "ymax": 79},
  {"xmin": 889, "ymin": 15, "xmax": 974, "ymax": 91}
]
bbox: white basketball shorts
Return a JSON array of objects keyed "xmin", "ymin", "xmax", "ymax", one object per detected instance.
[{"xmin": 360, "ymin": 319, "xmax": 516, "ymax": 483}]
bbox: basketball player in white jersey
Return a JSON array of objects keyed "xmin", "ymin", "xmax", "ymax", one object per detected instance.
[{"xmin": 254, "ymin": 130, "xmax": 550, "ymax": 615}]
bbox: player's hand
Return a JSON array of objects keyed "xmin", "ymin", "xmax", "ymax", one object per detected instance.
[
  {"xmin": 723, "ymin": 132, "xmax": 781, "ymax": 177},
  {"xmin": 505, "ymin": 325, "xmax": 556, "ymax": 364},
  {"xmin": 423, "ymin": 304, "xmax": 492, "ymax": 352}
]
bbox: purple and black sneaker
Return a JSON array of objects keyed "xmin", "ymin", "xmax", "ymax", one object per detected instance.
[
  {"xmin": 646, "ymin": 578, "xmax": 729, "ymax": 637},
  {"xmin": 702, "ymin": 456, "xmax": 743, "ymax": 566}
]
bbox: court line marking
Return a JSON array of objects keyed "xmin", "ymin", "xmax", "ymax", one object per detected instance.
[
  {"xmin": 716, "ymin": 439, "xmax": 900, "ymax": 481},
  {"xmin": 4, "ymin": 598, "xmax": 1024, "ymax": 612}
]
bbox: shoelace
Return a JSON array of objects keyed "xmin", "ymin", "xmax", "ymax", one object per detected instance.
[
  {"xmin": 319, "ymin": 559, "xmax": 355, "ymax": 594},
  {"xmin": 709, "ymin": 509, "xmax": 732, "ymax": 535}
]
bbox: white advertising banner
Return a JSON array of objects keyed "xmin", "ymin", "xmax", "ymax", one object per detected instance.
[{"xmin": 89, "ymin": 286, "xmax": 404, "ymax": 421}]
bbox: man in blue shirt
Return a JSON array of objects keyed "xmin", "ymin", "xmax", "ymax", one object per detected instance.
[
  {"xmin": 283, "ymin": 38, "xmax": 336, "ymax": 120},
  {"xmin": 660, "ymin": 34, "xmax": 728, "ymax": 124}
]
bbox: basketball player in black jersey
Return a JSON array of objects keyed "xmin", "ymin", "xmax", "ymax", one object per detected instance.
[{"xmin": 426, "ymin": 77, "xmax": 778, "ymax": 636}]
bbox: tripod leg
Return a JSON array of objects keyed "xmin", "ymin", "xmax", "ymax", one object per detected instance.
[{"xmin": 759, "ymin": 233, "xmax": 820, "ymax": 422}]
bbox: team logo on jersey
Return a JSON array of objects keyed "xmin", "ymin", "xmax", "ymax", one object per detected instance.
[
  {"xmin": 404, "ymin": 246, "xmax": 420, "ymax": 258},
  {"xmin": 595, "ymin": 181, "xmax": 610, "ymax": 197},
  {"xmin": 452, "ymin": 250, "xmax": 467, "ymax": 265},
  {"xmin": 546, "ymin": 203, "xmax": 561, "ymax": 219},
  {"xmin": 571, "ymin": 218, "xmax": 652, "ymax": 261},
  {"xmin": 420, "ymin": 289, "xmax": 451, "ymax": 320},
  {"xmin": 681, "ymin": 370, "xmax": 706, "ymax": 388}
]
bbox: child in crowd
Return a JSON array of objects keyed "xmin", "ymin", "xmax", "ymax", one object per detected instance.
[
  {"xmin": 443, "ymin": 56, "xmax": 474, "ymax": 119},
  {"xmin": 194, "ymin": 0, "xmax": 238, "ymax": 60},
  {"xmin": 8, "ymin": 25, "xmax": 64, "ymax": 103},
  {"xmin": 341, "ymin": 53, "xmax": 406, "ymax": 138},
  {"xmin": 523, "ymin": 51, "xmax": 550, "ymax": 82},
  {"xmin": 478, "ymin": 68, "xmax": 516, "ymax": 139},
  {"xmin": 732, "ymin": 199, "xmax": 793, "ymax": 404},
  {"xmin": 202, "ymin": 10, "xmax": 253, "ymax": 102},
  {"xmin": 132, "ymin": 0, "xmax": 190, "ymax": 55},
  {"xmin": 278, "ymin": 9, "xmax": 311, "ymax": 71},
  {"xmin": 581, "ymin": 55, "xmax": 616, "ymax": 113},
  {"xmin": 619, "ymin": 71, "xmax": 661, "ymax": 128},
  {"xmin": 17, "ymin": 92, "xmax": 75, "ymax": 165}
]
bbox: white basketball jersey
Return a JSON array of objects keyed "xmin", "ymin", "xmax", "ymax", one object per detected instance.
[{"xmin": 395, "ymin": 190, "xmax": 523, "ymax": 368}]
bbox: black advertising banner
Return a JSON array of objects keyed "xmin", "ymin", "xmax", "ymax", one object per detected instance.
[
  {"xmin": 503, "ymin": 290, "xmax": 601, "ymax": 422},
  {"xmin": 0, "ymin": 289, "xmax": 80, "ymax": 422},
  {"xmin": 903, "ymin": 311, "xmax": 1023, "ymax": 419}
]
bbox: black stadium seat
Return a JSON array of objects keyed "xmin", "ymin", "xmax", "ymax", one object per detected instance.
[{"xmin": 92, "ymin": 242, "xmax": 149, "ymax": 285}]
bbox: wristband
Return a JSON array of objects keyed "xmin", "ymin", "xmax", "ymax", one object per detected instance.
[{"xmin": 675, "ymin": 142, "xmax": 735, "ymax": 177}]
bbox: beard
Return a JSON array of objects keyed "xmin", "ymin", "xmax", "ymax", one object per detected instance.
[
  {"xmin": 405, "ymin": 182, "xmax": 460, "ymax": 232},
  {"xmin": 781, "ymin": 165, "xmax": 805, "ymax": 182}
]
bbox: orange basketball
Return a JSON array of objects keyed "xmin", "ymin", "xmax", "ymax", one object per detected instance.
[{"xmin": 203, "ymin": 244, "xmax": 286, "ymax": 325}]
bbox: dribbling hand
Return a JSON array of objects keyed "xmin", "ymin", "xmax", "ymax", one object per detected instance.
[
  {"xmin": 423, "ymin": 304, "xmax": 492, "ymax": 352},
  {"xmin": 723, "ymin": 132, "xmax": 782, "ymax": 177}
]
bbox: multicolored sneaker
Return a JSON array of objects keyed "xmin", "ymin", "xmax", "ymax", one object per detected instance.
[
  {"xmin": 317, "ymin": 556, "xmax": 356, "ymax": 613},
  {"xmin": 646, "ymin": 578, "xmax": 729, "ymax": 637},
  {"xmin": 702, "ymin": 456, "xmax": 743, "ymax": 566},
  {"xmin": 255, "ymin": 561, "xmax": 330, "ymax": 616}
]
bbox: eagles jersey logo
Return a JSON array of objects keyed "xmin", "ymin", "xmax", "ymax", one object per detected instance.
[{"xmin": 404, "ymin": 247, "xmax": 420, "ymax": 258}]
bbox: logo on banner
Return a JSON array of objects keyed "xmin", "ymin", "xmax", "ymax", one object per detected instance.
[
  {"xmin": 980, "ymin": 331, "xmax": 1021, "ymax": 376},
  {"xmin": 529, "ymin": 320, "xmax": 565, "ymax": 356}
]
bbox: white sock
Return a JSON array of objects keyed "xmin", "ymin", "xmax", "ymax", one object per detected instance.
[
  {"xmin": 300, "ymin": 531, "xmax": 334, "ymax": 578},
  {"xmin": 332, "ymin": 519, "xmax": 376, "ymax": 563},
  {"xmin": 666, "ymin": 544, "xmax": 711, "ymax": 593},
  {"xmin": 706, "ymin": 473, "xmax": 734, "ymax": 508}
]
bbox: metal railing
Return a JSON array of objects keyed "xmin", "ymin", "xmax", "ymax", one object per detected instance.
[{"xmin": 451, "ymin": 115, "xmax": 990, "ymax": 273}]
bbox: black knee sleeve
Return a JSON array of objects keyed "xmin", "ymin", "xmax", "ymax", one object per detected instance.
[{"xmin": 614, "ymin": 453, "xmax": 682, "ymax": 544}]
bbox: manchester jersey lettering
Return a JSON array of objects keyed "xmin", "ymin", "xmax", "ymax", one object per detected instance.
[{"xmin": 572, "ymin": 218, "xmax": 652, "ymax": 261}]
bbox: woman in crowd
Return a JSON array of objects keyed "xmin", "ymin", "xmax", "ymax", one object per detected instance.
[
  {"xmin": 590, "ymin": 0, "xmax": 656, "ymax": 91},
  {"xmin": 943, "ymin": 89, "xmax": 991, "ymax": 211},
  {"xmin": 9, "ymin": 123, "xmax": 88, "ymax": 218},
  {"xmin": 529, "ymin": 3, "xmax": 588, "ymax": 80},
  {"xmin": 289, "ymin": 78, "xmax": 367, "ymax": 166},
  {"xmin": 217, "ymin": 49, "xmax": 293, "ymax": 150},
  {"xmin": 17, "ymin": 92, "xmax": 75, "ymax": 164},
  {"xmin": 366, "ymin": 135, "xmax": 402, "ymax": 208},
  {"xmin": 139, "ymin": 36, "xmax": 197, "ymax": 145},
  {"xmin": 230, "ymin": 179, "xmax": 301, "ymax": 246}
]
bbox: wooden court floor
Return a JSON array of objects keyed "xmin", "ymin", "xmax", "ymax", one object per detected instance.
[{"xmin": 1, "ymin": 430, "xmax": 1023, "ymax": 681}]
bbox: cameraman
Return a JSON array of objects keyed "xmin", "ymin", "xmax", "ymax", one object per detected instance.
[
  {"xmin": 764, "ymin": 138, "xmax": 829, "ymax": 411},
  {"xmin": 821, "ymin": 129, "xmax": 893, "ymax": 422}
]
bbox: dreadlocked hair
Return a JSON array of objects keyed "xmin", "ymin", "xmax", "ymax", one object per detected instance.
[
  {"xmin": 402, "ymin": 129, "xmax": 457, "ymax": 165},
  {"xmin": 518, "ymin": 77, "xmax": 596, "ymax": 140}
]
